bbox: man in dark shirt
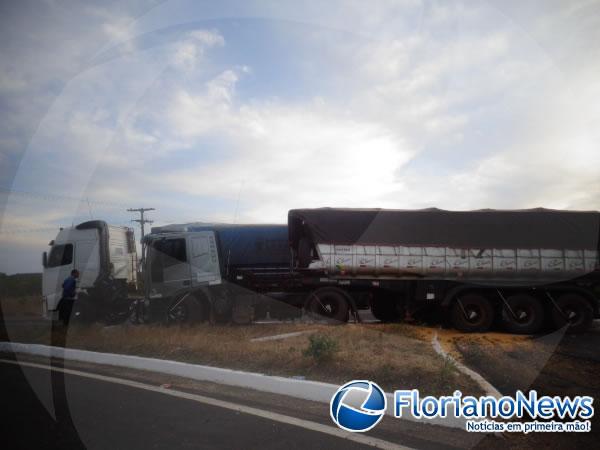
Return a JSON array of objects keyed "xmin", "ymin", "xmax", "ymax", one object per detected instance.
[{"xmin": 59, "ymin": 269, "xmax": 79, "ymax": 324}]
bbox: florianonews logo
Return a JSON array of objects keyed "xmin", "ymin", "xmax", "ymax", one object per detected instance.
[{"xmin": 330, "ymin": 380, "xmax": 387, "ymax": 432}]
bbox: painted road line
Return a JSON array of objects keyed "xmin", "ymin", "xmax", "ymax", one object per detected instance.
[
  {"xmin": 0, "ymin": 358, "xmax": 412, "ymax": 450},
  {"xmin": 0, "ymin": 341, "xmax": 467, "ymax": 429},
  {"xmin": 251, "ymin": 330, "xmax": 317, "ymax": 342}
]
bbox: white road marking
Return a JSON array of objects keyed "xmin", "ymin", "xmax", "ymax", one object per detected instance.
[
  {"xmin": 0, "ymin": 342, "xmax": 466, "ymax": 429},
  {"xmin": 0, "ymin": 358, "xmax": 413, "ymax": 450},
  {"xmin": 250, "ymin": 330, "xmax": 317, "ymax": 342}
]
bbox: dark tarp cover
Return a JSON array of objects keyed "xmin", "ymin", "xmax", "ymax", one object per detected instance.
[{"xmin": 288, "ymin": 208, "xmax": 600, "ymax": 250}]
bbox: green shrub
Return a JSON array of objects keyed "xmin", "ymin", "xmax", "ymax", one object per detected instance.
[
  {"xmin": 437, "ymin": 355, "xmax": 457, "ymax": 392},
  {"xmin": 303, "ymin": 334, "xmax": 339, "ymax": 362}
]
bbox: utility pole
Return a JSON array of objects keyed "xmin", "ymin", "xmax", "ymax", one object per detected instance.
[
  {"xmin": 127, "ymin": 207, "xmax": 155, "ymax": 240},
  {"xmin": 127, "ymin": 207, "xmax": 155, "ymax": 266}
]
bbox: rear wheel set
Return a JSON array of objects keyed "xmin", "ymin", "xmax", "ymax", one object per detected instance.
[
  {"xmin": 550, "ymin": 293, "xmax": 593, "ymax": 334},
  {"xmin": 305, "ymin": 288, "xmax": 350, "ymax": 323},
  {"xmin": 450, "ymin": 293, "xmax": 494, "ymax": 332},
  {"xmin": 450, "ymin": 290, "xmax": 593, "ymax": 334},
  {"xmin": 501, "ymin": 294, "xmax": 545, "ymax": 335}
]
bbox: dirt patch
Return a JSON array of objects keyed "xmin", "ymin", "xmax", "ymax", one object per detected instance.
[{"xmin": 439, "ymin": 324, "xmax": 600, "ymax": 449}]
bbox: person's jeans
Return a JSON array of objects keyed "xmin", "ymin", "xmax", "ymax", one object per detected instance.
[{"xmin": 58, "ymin": 297, "xmax": 74, "ymax": 324}]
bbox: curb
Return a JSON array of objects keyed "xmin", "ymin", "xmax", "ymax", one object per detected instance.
[
  {"xmin": 431, "ymin": 332, "xmax": 502, "ymax": 398},
  {"xmin": 0, "ymin": 341, "xmax": 467, "ymax": 430}
]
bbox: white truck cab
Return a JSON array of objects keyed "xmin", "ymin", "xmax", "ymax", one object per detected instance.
[
  {"xmin": 42, "ymin": 221, "xmax": 137, "ymax": 320},
  {"xmin": 144, "ymin": 230, "xmax": 221, "ymax": 300}
]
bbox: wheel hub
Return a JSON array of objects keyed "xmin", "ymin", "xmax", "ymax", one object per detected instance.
[{"xmin": 467, "ymin": 308, "xmax": 479, "ymax": 321}]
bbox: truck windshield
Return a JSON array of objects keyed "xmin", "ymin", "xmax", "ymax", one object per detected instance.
[
  {"xmin": 148, "ymin": 238, "xmax": 187, "ymax": 282},
  {"xmin": 47, "ymin": 243, "xmax": 73, "ymax": 268}
]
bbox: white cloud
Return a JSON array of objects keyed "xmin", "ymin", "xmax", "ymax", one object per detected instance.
[
  {"xmin": 172, "ymin": 29, "xmax": 225, "ymax": 70},
  {"xmin": 2, "ymin": 0, "xmax": 600, "ymax": 273},
  {"xmin": 157, "ymin": 69, "xmax": 413, "ymax": 221}
]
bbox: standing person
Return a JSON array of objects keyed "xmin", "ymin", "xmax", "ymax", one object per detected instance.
[{"xmin": 59, "ymin": 269, "xmax": 79, "ymax": 324}]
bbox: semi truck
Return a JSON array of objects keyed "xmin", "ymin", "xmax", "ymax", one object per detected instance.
[
  {"xmin": 139, "ymin": 207, "xmax": 599, "ymax": 333},
  {"xmin": 43, "ymin": 208, "xmax": 600, "ymax": 333},
  {"xmin": 42, "ymin": 220, "xmax": 138, "ymax": 323}
]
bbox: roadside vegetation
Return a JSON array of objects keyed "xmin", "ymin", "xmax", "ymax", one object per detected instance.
[
  {"xmin": 1, "ymin": 317, "xmax": 483, "ymax": 396},
  {"xmin": 0, "ymin": 273, "xmax": 42, "ymax": 317},
  {"xmin": 303, "ymin": 333, "xmax": 339, "ymax": 362},
  {"xmin": 0, "ymin": 295, "xmax": 42, "ymax": 317}
]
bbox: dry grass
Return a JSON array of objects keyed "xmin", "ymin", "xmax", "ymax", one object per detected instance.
[
  {"xmin": 1, "ymin": 319, "xmax": 483, "ymax": 396},
  {"xmin": 0, "ymin": 296, "xmax": 42, "ymax": 317}
]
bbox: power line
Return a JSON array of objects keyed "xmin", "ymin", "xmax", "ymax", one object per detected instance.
[
  {"xmin": 127, "ymin": 207, "xmax": 155, "ymax": 241},
  {"xmin": 128, "ymin": 207, "xmax": 155, "ymax": 265}
]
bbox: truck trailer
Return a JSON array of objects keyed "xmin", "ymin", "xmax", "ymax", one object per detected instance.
[
  {"xmin": 140, "ymin": 208, "xmax": 600, "ymax": 333},
  {"xmin": 288, "ymin": 208, "xmax": 600, "ymax": 333}
]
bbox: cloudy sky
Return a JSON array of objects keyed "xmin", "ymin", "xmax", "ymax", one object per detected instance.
[{"xmin": 1, "ymin": 0, "xmax": 599, "ymax": 273}]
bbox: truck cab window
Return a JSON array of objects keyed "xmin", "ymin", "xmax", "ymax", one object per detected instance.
[
  {"xmin": 47, "ymin": 243, "xmax": 73, "ymax": 268},
  {"xmin": 162, "ymin": 239, "xmax": 187, "ymax": 266},
  {"xmin": 150, "ymin": 238, "xmax": 187, "ymax": 266},
  {"xmin": 192, "ymin": 237, "xmax": 209, "ymax": 257}
]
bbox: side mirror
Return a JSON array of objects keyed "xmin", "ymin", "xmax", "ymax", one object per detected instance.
[{"xmin": 42, "ymin": 252, "xmax": 48, "ymax": 268}]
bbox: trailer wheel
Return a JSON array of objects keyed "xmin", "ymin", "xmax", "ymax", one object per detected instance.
[
  {"xmin": 551, "ymin": 293, "xmax": 593, "ymax": 334},
  {"xmin": 166, "ymin": 293, "xmax": 206, "ymax": 325},
  {"xmin": 305, "ymin": 288, "xmax": 349, "ymax": 323},
  {"xmin": 501, "ymin": 294, "xmax": 544, "ymax": 334},
  {"xmin": 451, "ymin": 293, "xmax": 494, "ymax": 332}
]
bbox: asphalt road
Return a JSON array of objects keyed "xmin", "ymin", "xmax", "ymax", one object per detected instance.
[{"xmin": 0, "ymin": 361, "xmax": 378, "ymax": 450}]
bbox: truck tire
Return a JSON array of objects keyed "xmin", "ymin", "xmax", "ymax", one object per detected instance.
[
  {"xmin": 305, "ymin": 288, "xmax": 349, "ymax": 323},
  {"xmin": 451, "ymin": 293, "xmax": 494, "ymax": 333},
  {"xmin": 501, "ymin": 294, "xmax": 544, "ymax": 334},
  {"xmin": 166, "ymin": 293, "xmax": 206, "ymax": 325},
  {"xmin": 551, "ymin": 293, "xmax": 593, "ymax": 334}
]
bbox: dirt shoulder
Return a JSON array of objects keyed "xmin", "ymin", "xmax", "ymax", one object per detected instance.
[
  {"xmin": 437, "ymin": 322, "xmax": 600, "ymax": 449},
  {"xmin": 0, "ymin": 296, "xmax": 42, "ymax": 317},
  {"xmin": 3, "ymin": 316, "xmax": 598, "ymax": 448},
  {"xmin": 0, "ymin": 319, "xmax": 483, "ymax": 397}
]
